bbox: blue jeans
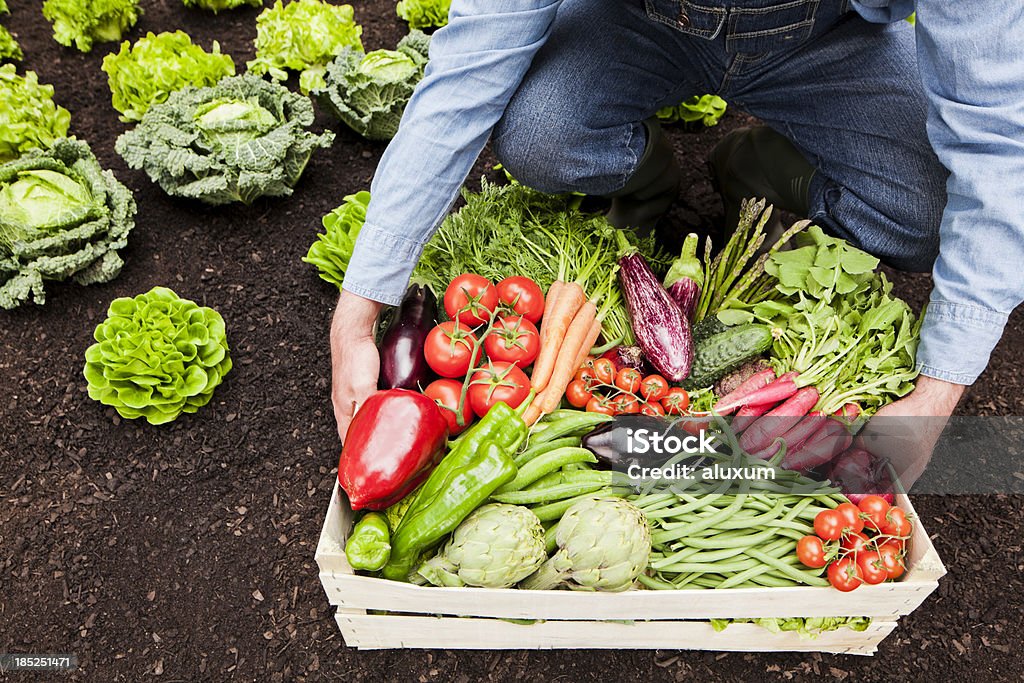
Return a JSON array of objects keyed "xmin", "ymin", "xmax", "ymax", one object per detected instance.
[{"xmin": 491, "ymin": 0, "xmax": 948, "ymax": 273}]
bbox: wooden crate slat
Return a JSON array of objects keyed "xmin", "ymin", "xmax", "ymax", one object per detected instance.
[{"xmin": 333, "ymin": 613, "xmax": 898, "ymax": 654}]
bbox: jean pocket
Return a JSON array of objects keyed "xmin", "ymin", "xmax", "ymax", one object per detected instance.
[
  {"xmin": 726, "ymin": 0, "xmax": 820, "ymax": 54},
  {"xmin": 644, "ymin": 0, "xmax": 727, "ymax": 40}
]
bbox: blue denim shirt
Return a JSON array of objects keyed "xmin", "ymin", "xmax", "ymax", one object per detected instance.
[{"xmin": 344, "ymin": 0, "xmax": 1023, "ymax": 385}]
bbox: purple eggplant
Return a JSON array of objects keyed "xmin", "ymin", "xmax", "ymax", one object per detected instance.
[
  {"xmin": 663, "ymin": 233, "xmax": 704, "ymax": 321},
  {"xmin": 615, "ymin": 232, "xmax": 693, "ymax": 381},
  {"xmin": 378, "ymin": 285, "xmax": 436, "ymax": 390}
]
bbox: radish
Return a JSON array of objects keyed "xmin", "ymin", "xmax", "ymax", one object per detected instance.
[
  {"xmin": 713, "ymin": 368, "xmax": 776, "ymax": 415},
  {"xmin": 739, "ymin": 386, "xmax": 820, "ymax": 454},
  {"xmin": 832, "ymin": 448, "xmax": 895, "ymax": 504},
  {"xmin": 784, "ymin": 420, "xmax": 850, "ymax": 472},
  {"xmin": 731, "ymin": 371, "xmax": 800, "ymax": 410},
  {"xmin": 732, "ymin": 401, "xmax": 773, "ymax": 432}
]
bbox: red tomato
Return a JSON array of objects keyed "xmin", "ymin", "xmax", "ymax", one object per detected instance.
[
  {"xmin": 467, "ymin": 361, "xmax": 530, "ymax": 417},
  {"xmin": 827, "ymin": 557, "xmax": 862, "ymax": 592},
  {"xmin": 796, "ymin": 535, "xmax": 827, "ymax": 568},
  {"xmin": 565, "ymin": 380, "xmax": 593, "ymax": 409},
  {"xmin": 640, "ymin": 401, "xmax": 666, "ymax": 416},
  {"xmin": 640, "ymin": 374, "xmax": 669, "ymax": 402},
  {"xmin": 586, "ymin": 395, "xmax": 616, "ymax": 416},
  {"xmin": 840, "ymin": 531, "xmax": 871, "ymax": 555},
  {"xmin": 662, "ymin": 387, "xmax": 690, "ymax": 415},
  {"xmin": 856, "ymin": 551, "xmax": 888, "ymax": 585},
  {"xmin": 592, "ymin": 358, "xmax": 616, "ymax": 385},
  {"xmin": 423, "ymin": 379, "xmax": 473, "ymax": 436},
  {"xmin": 615, "ymin": 367, "xmax": 642, "ymax": 394},
  {"xmin": 611, "ymin": 394, "xmax": 640, "ymax": 415},
  {"xmin": 444, "ymin": 274, "xmax": 498, "ymax": 327},
  {"xmin": 483, "ymin": 316, "xmax": 540, "ymax": 367},
  {"xmin": 857, "ymin": 495, "xmax": 891, "ymax": 533},
  {"xmin": 496, "ymin": 276, "xmax": 545, "ymax": 324},
  {"xmin": 835, "ymin": 502, "xmax": 865, "ymax": 535},
  {"xmin": 882, "ymin": 507, "xmax": 912, "ymax": 538},
  {"xmin": 814, "ymin": 509, "xmax": 845, "ymax": 542},
  {"xmin": 424, "ymin": 321, "xmax": 478, "ymax": 378},
  {"xmin": 877, "ymin": 543, "xmax": 906, "ymax": 579},
  {"xmin": 575, "ymin": 367, "xmax": 598, "ymax": 389}
]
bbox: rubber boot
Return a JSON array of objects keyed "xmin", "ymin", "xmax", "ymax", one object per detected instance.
[
  {"xmin": 606, "ymin": 121, "xmax": 681, "ymax": 233},
  {"xmin": 709, "ymin": 125, "xmax": 816, "ymax": 235}
]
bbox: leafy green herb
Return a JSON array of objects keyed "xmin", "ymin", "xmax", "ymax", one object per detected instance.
[
  {"xmin": 84, "ymin": 287, "xmax": 232, "ymax": 425},
  {"xmin": 303, "ymin": 190, "xmax": 371, "ymax": 287},
  {"xmin": 0, "ymin": 65, "xmax": 71, "ymax": 162},
  {"xmin": 115, "ymin": 74, "xmax": 334, "ymax": 205},
  {"xmin": 102, "ymin": 31, "xmax": 236, "ymax": 123},
  {"xmin": 317, "ymin": 30, "xmax": 430, "ymax": 141},
  {"xmin": 247, "ymin": 0, "xmax": 363, "ymax": 94},
  {"xmin": 396, "ymin": 0, "xmax": 450, "ymax": 29},
  {"xmin": 42, "ymin": 0, "xmax": 142, "ymax": 52},
  {"xmin": 656, "ymin": 94, "xmax": 728, "ymax": 127},
  {"xmin": 0, "ymin": 138, "xmax": 136, "ymax": 309}
]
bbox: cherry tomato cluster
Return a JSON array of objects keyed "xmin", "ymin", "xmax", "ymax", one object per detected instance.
[
  {"xmin": 564, "ymin": 356, "xmax": 690, "ymax": 417},
  {"xmin": 422, "ymin": 274, "xmax": 545, "ymax": 435},
  {"xmin": 795, "ymin": 495, "xmax": 913, "ymax": 592}
]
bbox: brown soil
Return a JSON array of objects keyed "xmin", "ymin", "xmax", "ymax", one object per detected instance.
[{"xmin": 1, "ymin": 1, "xmax": 1021, "ymax": 681}]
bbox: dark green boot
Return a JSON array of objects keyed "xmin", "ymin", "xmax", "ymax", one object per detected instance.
[
  {"xmin": 709, "ymin": 125, "xmax": 815, "ymax": 233},
  {"xmin": 606, "ymin": 121, "xmax": 681, "ymax": 232}
]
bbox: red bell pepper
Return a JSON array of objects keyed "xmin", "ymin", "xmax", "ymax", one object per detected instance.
[{"xmin": 338, "ymin": 389, "xmax": 449, "ymax": 510}]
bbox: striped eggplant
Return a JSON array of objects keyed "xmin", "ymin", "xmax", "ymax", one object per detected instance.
[
  {"xmin": 663, "ymin": 233, "xmax": 704, "ymax": 320},
  {"xmin": 615, "ymin": 232, "xmax": 693, "ymax": 381}
]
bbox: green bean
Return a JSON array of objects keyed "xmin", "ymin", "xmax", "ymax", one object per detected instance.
[
  {"xmin": 525, "ymin": 470, "xmax": 607, "ymax": 490},
  {"xmin": 530, "ymin": 488, "xmax": 615, "ymax": 522},
  {"xmin": 494, "ymin": 479, "xmax": 610, "ymax": 505},
  {"xmin": 637, "ymin": 574, "xmax": 678, "ymax": 590},
  {"xmin": 514, "ymin": 436, "xmax": 579, "ymax": 467},
  {"xmin": 530, "ymin": 412, "xmax": 611, "ymax": 444},
  {"xmin": 496, "ymin": 447, "xmax": 596, "ymax": 493},
  {"xmin": 748, "ymin": 573, "xmax": 799, "ymax": 587},
  {"xmin": 744, "ymin": 548, "xmax": 829, "ymax": 586}
]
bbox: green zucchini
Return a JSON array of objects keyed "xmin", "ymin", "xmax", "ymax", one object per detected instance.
[{"xmin": 684, "ymin": 324, "xmax": 773, "ymax": 389}]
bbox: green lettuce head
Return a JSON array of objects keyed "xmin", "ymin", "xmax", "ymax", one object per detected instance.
[
  {"xmin": 303, "ymin": 190, "xmax": 370, "ymax": 288},
  {"xmin": 0, "ymin": 25, "xmax": 22, "ymax": 62},
  {"xmin": 115, "ymin": 74, "xmax": 334, "ymax": 205},
  {"xmin": 656, "ymin": 94, "xmax": 728, "ymax": 127},
  {"xmin": 0, "ymin": 65, "xmax": 71, "ymax": 162},
  {"xmin": 396, "ymin": 0, "xmax": 450, "ymax": 29},
  {"xmin": 84, "ymin": 287, "xmax": 233, "ymax": 425},
  {"xmin": 42, "ymin": 0, "xmax": 142, "ymax": 52},
  {"xmin": 247, "ymin": 0, "xmax": 363, "ymax": 94},
  {"xmin": 102, "ymin": 31, "xmax": 236, "ymax": 123},
  {"xmin": 182, "ymin": 0, "xmax": 263, "ymax": 12},
  {"xmin": 0, "ymin": 138, "xmax": 136, "ymax": 309}
]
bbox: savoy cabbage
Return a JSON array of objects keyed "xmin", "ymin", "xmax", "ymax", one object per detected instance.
[
  {"xmin": 0, "ymin": 138, "xmax": 137, "ymax": 309},
  {"xmin": 115, "ymin": 74, "xmax": 334, "ymax": 205},
  {"xmin": 317, "ymin": 30, "xmax": 430, "ymax": 141}
]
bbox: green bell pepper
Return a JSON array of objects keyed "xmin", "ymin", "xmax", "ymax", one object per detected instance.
[
  {"xmin": 382, "ymin": 439, "xmax": 517, "ymax": 582},
  {"xmin": 345, "ymin": 512, "xmax": 392, "ymax": 571}
]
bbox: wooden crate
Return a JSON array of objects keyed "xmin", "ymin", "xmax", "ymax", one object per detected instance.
[{"xmin": 316, "ymin": 484, "xmax": 945, "ymax": 654}]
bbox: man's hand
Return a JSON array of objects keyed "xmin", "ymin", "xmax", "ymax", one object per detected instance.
[
  {"xmin": 858, "ymin": 376, "xmax": 967, "ymax": 490},
  {"xmin": 330, "ymin": 290, "xmax": 383, "ymax": 442}
]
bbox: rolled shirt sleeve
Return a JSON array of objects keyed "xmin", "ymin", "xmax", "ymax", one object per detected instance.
[
  {"xmin": 342, "ymin": 0, "xmax": 562, "ymax": 305},
  {"xmin": 911, "ymin": 1, "xmax": 1024, "ymax": 383}
]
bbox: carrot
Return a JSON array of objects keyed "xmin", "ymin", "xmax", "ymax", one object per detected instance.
[
  {"xmin": 538, "ymin": 280, "xmax": 565, "ymax": 344},
  {"xmin": 531, "ymin": 281, "xmax": 586, "ymax": 392},
  {"xmin": 571, "ymin": 317, "xmax": 603, "ymax": 372},
  {"xmin": 522, "ymin": 402, "xmax": 543, "ymax": 426},
  {"xmin": 537, "ymin": 300, "xmax": 597, "ymax": 414}
]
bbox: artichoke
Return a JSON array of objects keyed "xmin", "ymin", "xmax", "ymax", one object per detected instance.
[
  {"xmin": 417, "ymin": 504, "xmax": 546, "ymax": 588},
  {"xmin": 520, "ymin": 497, "xmax": 650, "ymax": 592},
  {"xmin": 84, "ymin": 286, "xmax": 232, "ymax": 425}
]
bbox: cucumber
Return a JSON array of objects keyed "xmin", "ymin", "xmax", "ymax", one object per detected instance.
[
  {"xmin": 683, "ymin": 324, "xmax": 773, "ymax": 390},
  {"xmin": 692, "ymin": 315, "xmax": 729, "ymax": 342}
]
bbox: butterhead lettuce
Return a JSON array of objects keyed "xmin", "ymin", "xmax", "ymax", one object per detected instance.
[
  {"xmin": 0, "ymin": 65, "xmax": 71, "ymax": 162},
  {"xmin": 42, "ymin": 0, "xmax": 142, "ymax": 52}
]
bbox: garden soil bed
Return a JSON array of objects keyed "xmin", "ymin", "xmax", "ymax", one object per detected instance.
[{"xmin": 1, "ymin": 1, "xmax": 1022, "ymax": 681}]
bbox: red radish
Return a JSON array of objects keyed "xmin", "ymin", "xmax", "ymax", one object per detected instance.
[
  {"xmin": 732, "ymin": 371, "xmax": 800, "ymax": 409},
  {"xmin": 784, "ymin": 419, "xmax": 849, "ymax": 472},
  {"xmin": 732, "ymin": 401, "xmax": 773, "ymax": 432},
  {"xmin": 751, "ymin": 439, "xmax": 783, "ymax": 461},
  {"xmin": 831, "ymin": 448, "xmax": 895, "ymax": 503},
  {"xmin": 834, "ymin": 402, "xmax": 861, "ymax": 420},
  {"xmin": 777, "ymin": 414, "xmax": 828, "ymax": 452},
  {"xmin": 714, "ymin": 368, "xmax": 776, "ymax": 415},
  {"xmin": 739, "ymin": 387, "xmax": 820, "ymax": 454}
]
